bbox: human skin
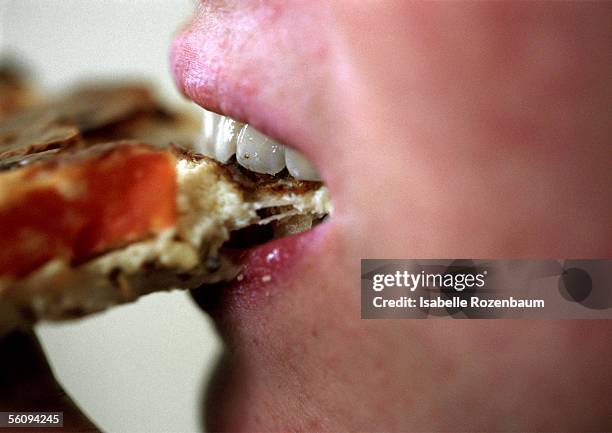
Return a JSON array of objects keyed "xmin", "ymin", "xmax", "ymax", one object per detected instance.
[
  {"xmin": 172, "ymin": 1, "xmax": 612, "ymax": 431},
  {"xmin": 0, "ymin": 2, "xmax": 610, "ymax": 432}
]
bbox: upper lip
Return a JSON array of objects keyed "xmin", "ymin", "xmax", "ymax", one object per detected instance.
[
  {"xmin": 171, "ymin": 23, "xmax": 300, "ymax": 154},
  {"xmin": 169, "ymin": 3, "xmax": 332, "ymax": 187}
]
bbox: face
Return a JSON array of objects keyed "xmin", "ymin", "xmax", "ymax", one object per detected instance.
[{"xmin": 172, "ymin": 1, "xmax": 612, "ymax": 430}]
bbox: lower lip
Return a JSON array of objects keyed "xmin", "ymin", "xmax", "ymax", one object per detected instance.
[{"xmin": 191, "ymin": 220, "xmax": 331, "ymax": 320}]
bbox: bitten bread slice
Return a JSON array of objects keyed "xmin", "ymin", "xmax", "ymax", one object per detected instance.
[{"xmin": 0, "ymin": 141, "xmax": 330, "ymax": 331}]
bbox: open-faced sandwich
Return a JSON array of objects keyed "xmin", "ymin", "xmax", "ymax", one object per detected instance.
[{"xmin": 0, "ymin": 63, "xmax": 330, "ymax": 332}]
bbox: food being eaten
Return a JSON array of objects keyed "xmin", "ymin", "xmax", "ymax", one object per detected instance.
[{"xmin": 0, "ymin": 77, "xmax": 330, "ymax": 332}]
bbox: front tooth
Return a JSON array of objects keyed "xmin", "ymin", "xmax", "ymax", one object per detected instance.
[
  {"xmin": 214, "ymin": 117, "xmax": 244, "ymax": 163},
  {"xmin": 196, "ymin": 110, "xmax": 220, "ymax": 158},
  {"xmin": 236, "ymin": 125, "xmax": 286, "ymax": 175},
  {"xmin": 285, "ymin": 148, "xmax": 321, "ymax": 181},
  {"xmin": 196, "ymin": 110, "xmax": 244, "ymax": 163}
]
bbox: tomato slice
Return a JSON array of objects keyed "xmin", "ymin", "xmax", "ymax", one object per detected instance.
[{"xmin": 0, "ymin": 143, "xmax": 177, "ymax": 277}]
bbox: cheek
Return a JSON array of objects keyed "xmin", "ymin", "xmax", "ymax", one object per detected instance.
[{"xmin": 328, "ymin": 2, "xmax": 612, "ymax": 257}]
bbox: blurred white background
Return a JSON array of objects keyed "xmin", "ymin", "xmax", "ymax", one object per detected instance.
[{"xmin": 1, "ymin": 2, "xmax": 222, "ymax": 432}]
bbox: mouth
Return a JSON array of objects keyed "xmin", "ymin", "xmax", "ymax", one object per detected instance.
[
  {"xmin": 184, "ymin": 108, "xmax": 333, "ymax": 318},
  {"xmin": 169, "ymin": 1, "xmax": 341, "ymax": 320}
]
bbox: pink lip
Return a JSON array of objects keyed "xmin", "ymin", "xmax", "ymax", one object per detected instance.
[
  {"xmin": 191, "ymin": 221, "xmax": 331, "ymax": 324},
  {"xmin": 171, "ymin": 22, "xmax": 306, "ymax": 153}
]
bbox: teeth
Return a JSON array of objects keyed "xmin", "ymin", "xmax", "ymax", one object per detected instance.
[
  {"xmin": 285, "ymin": 147, "xmax": 321, "ymax": 181},
  {"xmin": 215, "ymin": 117, "xmax": 244, "ymax": 163},
  {"xmin": 196, "ymin": 109, "xmax": 320, "ymax": 181},
  {"xmin": 196, "ymin": 110, "xmax": 245, "ymax": 163},
  {"xmin": 196, "ymin": 110, "xmax": 219, "ymax": 158},
  {"xmin": 237, "ymin": 124, "xmax": 286, "ymax": 175}
]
